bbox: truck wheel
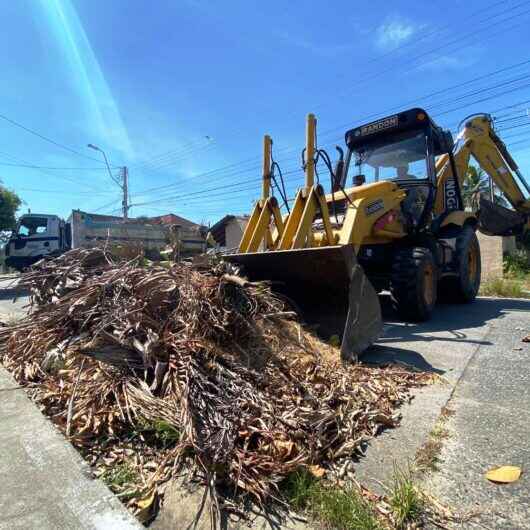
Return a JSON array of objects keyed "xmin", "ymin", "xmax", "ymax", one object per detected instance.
[
  {"xmin": 390, "ymin": 248, "xmax": 437, "ymax": 321},
  {"xmin": 441, "ymin": 225, "xmax": 481, "ymax": 303}
]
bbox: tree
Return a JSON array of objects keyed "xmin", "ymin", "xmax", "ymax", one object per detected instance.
[
  {"xmin": 462, "ymin": 165, "xmax": 509, "ymax": 211},
  {"xmin": 462, "ymin": 166, "xmax": 488, "ymax": 211},
  {"xmin": 0, "ymin": 184, "xmax": 21, "ymax": 241}
]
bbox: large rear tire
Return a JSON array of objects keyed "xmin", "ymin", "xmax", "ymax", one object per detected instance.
[
  {"xmin": 390, "ymin": 248, "xmax": 437, "ymax": 321},
  {"xmin": 440, "ymin": 225, "xmax": 481, "ymax": 303}
]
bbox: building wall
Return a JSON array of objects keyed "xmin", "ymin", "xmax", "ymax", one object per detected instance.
[
  {"xmin": 225, "ymin": 218, "xmax": 248, "ymax": 249},
  {"xmin": 477, "ymin": 232, "xmax": 504, "ymax": 281}
]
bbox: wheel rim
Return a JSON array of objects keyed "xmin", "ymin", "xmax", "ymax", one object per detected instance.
[
  {"xmin": 468, "ymin": 243, "xmax": 479, "ymax": 284},
  {"xmin": 423, "ymin": 262, "xmax": 435, "ymax": 306}
]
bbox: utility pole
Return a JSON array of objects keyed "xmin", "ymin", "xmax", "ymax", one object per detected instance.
[
  {"xmin": 121, "ymin": 166, "xmax": 129, "ymax": 219},
  {"xmin": 87, "ymin": 144, "xmax": 130, "ymax": 220}
]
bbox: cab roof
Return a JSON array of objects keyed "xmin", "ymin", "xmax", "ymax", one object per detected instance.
[{"xmin": 345, "ymin": 108, "xmax": 444, "ymax": 147}]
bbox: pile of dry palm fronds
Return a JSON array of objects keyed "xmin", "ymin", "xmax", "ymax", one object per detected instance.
[{"xmin": 0, "ymin": 248, "xmax": 433, "ymax": 524}]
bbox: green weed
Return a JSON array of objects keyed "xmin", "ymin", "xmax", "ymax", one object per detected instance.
[
  {"xmin": 480, "ymin": 277, "xmax": 527, "ymax": 298},
  {"xmin": 389, "ymin": 464, "xmax": 423, "ymax": 529},
  {"xmin": 133, "ymin": 417, "xmax": 180, "ymax": 447},
  {"xmin": 282, "ymin": 469, "xmax": 381, "ymax": 530},
  {"xmin": 415, "ymin": 420, "xmax": 450, "ymax": 472},
  {"xmin": 281, "ymin": 468, "xmax": 318, "ymax": 512},
  {"xmin": 504, "ymin": 251, "xmax": 530, "ymax": 278},
  {"xmin": 312, "ymin": 486, "xmax": 382, "ymax": 530},
  {"xmin": 102, "ymin": 462, "xmax": 139, "ymax": 489}
]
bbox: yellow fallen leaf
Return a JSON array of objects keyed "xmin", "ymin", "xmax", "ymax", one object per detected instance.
[
  {"xmin": 136, "ymin": 488, "xmax": 157, "ymax": 523},
  {"xmin": 308, "ymin": 465, "xmax": 326, "ymax": 478},
  {"xmin": 485, "ymin": 466, "xmax": 522, "ymax": 484}
]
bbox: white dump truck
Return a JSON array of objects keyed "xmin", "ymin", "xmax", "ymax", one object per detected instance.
[{"xmin": 4, "ymin": 210, "xmax": 207, "ymax": 270}]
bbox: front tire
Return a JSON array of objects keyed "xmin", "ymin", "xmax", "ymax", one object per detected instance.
[
  {"xmin": 390, "ymin": 248, "xmax": 437, "ymax": 321},
  {"xmin": 441, "ymin": 225, "xmax": 481, "ymax": 303}
]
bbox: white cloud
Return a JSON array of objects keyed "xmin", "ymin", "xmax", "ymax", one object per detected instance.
[
  {"xmin": 275, "ymin": 30, "xmax": 352, "ymax": 58},
  {"xmin": 376, "ymin": 19, "xmax": 416, "ymax": 50},
  {"xmin": 419, "ymin": 54, "xmax": 476, "ymax": 71}
]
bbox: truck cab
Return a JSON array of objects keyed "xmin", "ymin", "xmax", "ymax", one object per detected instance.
[{"xmin": 4, "ymin": 214, "xmax": 66, "ymax": 270}]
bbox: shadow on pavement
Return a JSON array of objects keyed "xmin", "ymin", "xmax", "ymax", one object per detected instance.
[
  {"xmin": 0, "ymin": 287, "xmax": 29, "ymax": 301},
  {"xmin": 361, "ymin": 297, "xmax": 530, "ymax": 373},
  {"xmin": 379, "ymin": 296, "xmax": 529, "ymax": 344},
  {"xmin": 363, "ymin": 344, "xmax": 446, "ymax": 375}
]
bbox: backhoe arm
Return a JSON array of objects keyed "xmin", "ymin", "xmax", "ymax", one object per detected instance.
[{"xmin": 435, "ymin": 115, "xmax": 530, "ymax": 216}]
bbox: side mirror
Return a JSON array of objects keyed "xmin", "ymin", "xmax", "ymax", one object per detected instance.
[{"xmin": 354, "ymin": 174, "xmax": 366, "ymax": 186}]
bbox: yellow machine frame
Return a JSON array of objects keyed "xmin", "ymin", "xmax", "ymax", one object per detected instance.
[{"xmin": 240, "ymin": 114, "xmax": 409, "ymax": 255}]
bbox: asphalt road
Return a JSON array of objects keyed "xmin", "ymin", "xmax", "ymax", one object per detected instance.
[{"xmin": 0, "ymin": 277, "xmax": 29, "ymax": 323}]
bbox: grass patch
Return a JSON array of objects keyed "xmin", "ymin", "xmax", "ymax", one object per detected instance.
[
  {"xmin": 101, "ymin": 462, "xmax": 139, "ymax": 489},
  {"xmin": 389, "ymin": 465, "xmax": 423, "ymax": 529},
  {"xmin": 416, "ymin": 407, "xmax": 453, "ymax": 472},
  {"xmin": 282, "ymin": 469, "xmax": 382, "ymax": 530},
  {"xmin": 479, "ymin": 277, "xmax": 528, "ymax": 298},
  {"xmin": 312, "ymin": 486, "xmax": 382, "ymax": 530},
  {"xmin": 281, "ymin": 468, "xmax": 318, "ymax": 512},
  {"xmin": 415, "ymin": 425, "xmax": 449, "ymax": 472},
  {"xmin": 480, "ymin": 251, "xmax": 530, "ymax": 298},
  {"xmin": 132, "ymin": 417, "xmax": 180, "ymax": 448}
]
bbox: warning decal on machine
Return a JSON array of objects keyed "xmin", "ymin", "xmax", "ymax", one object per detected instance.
[{"xmin": 365, "ymin": 199, "xmax": 385, "ymax": 216}]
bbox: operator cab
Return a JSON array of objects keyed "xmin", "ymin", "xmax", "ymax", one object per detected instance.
[{"xmin": 344, "ymin": 108, "xmax": 454, "ymax": 228}]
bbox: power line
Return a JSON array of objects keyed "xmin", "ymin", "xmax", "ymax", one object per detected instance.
[
  {"xmin": 13, "ymin": 187, "xmax": 116, "ymax": 196},
  {"xmin": 131, "ymin": 68, "xmax": 530, "ymax": 204},
  {"xmin": 311, "ymin": 0, "xmax": 530, "ymax": 116},
  {"xmin": 133, "ymin": 95, "xmax": 530, "ymax": 211},
  {"xmin": 134, "ymin": 142, "xmax": 218, "ymax": 174},
  {"xmin": 128, "ymin": 0, "xmax": 530, "ymax": 181},
  {"xmin": 92, "ymin": 198, "xmax": 123, "ymax": 213},
  {"xmin": 0, "ymin": 161, "xmax": 119, "ymax": 170},
  {"xmin": 133, "ymin": 55, "xmax": 530, "ymax": 203},
  {"xmin": 0, "ymin": 113, "xmax": 118, "ymax": 166},
  {"xmin": 0, "ymin": 150, "xmax": 104, "ymax": 192},
  {"xmin": 131, "ymin": 137, "xmax": 215, "ymax": 171},
  {"xmin": 115, "ymin": 2, "xmax": 530, "ymax": 212}
]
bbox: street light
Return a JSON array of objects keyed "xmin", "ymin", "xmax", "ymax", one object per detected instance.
[
  {"xmin": 87, "ymin": 144, "xmax": 129, "ymax": 219},
  {"xmin": 87, "ymin": 143, "xmax": 120, "ymax": 186}
]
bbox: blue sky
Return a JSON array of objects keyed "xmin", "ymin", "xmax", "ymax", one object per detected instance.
[{"xmin": 1, "ymin": 0, "xmax": 530, "ymax": 224}]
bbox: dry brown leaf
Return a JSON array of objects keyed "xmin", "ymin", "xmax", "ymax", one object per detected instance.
[{"xmin": 0, "ymin": 248, "xmax": 433, "ymax": 525}]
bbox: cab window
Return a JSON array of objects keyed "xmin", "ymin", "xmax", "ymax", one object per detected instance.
[
  {"xmin": 347, "ymin": 130, "xmax": 429, "ymax": 185},
  {"xmin": 17, "ymin": 217, "xmax": 48, "ymax": 237}
]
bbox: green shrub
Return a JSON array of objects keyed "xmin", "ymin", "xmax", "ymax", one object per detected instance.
[
  {"xmin": 480, "ymin": 278, "xmax": 526, "ymax": 298},
  {"xmin": 504, "ymin": 251, "xmax": 530, "ymax": 279}
]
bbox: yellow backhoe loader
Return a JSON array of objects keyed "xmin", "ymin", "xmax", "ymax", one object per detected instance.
[{"xmin": 224, "ymin": 109, "xmax": 530, "ymax": 360}]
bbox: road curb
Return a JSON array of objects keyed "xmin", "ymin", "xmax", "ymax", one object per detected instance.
[{"xmin": 0, "ymin": 367, "xmax": 142, "ymax": 529}]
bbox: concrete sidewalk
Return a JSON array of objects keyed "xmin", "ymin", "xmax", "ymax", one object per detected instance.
[
  {"xmin": 0, "ymin": 368, "xmax": 141, "ymax": 530},
  {"xmin": 426, "ymin": 299, "xmax": 530, "ymax": 529}
]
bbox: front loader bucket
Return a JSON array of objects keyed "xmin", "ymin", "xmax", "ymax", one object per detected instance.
[{"xmin": 224, "ymin": 245, "xmax": 382, "ymax": 361}]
